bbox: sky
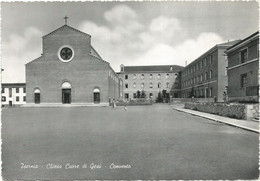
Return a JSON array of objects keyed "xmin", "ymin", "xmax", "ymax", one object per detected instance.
[{"xmin": 1, "ymin": 1, "xmax": 258, "ymax": 83}]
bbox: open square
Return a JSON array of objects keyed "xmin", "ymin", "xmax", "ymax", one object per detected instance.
[{"xmin": 2, "ymin": 104, "xmax": 258, "ymax": 180}]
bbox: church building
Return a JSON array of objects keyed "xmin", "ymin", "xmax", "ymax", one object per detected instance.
[{"xmin": 26, "ymin": 20, "xmax": 122, "ymax": 106}]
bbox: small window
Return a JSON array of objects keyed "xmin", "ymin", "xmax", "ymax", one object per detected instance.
[
  {"xmin": 23, "ymin": 96, "xmax": 26, "ymax": 102},
  {"xmin": 16, "ymin": 96, "xmax": 19, "ymax": 102},
  {"xmin": 241, "ymin": 73, "xmax": 247, "ymax": 88},
  {"xmin": 141, "ymin": 83, "xmax": 144, "ymax": 88},
  {"xmin": 2, "ymin": 96, "xmax": 6, "ymax": 102},
  {"xmin": 23, "ymin": 87, "xmax": 26, "ymax": 93},
  {"xmin": 158, "ymin": 74, "xmax": 161, "ymax": 79},
  {"xmin": 166, "ymin": 82, "xmax": 170, "ymax": 88},
  {"xmin": 209, "ymin": 88, "xmax": 212, "ymax": 97},
  {"xmin": 124, "ymin": 93, "xmax": 129, "ymax": 99},
  {"xmin": 210, "ymin": 70, "xmax": 212, "ymax": 79},
  {"xmin": 16, "ymin": 87, "xmax": 19, "ymax": 93},
  {"xmin": 205, "ymin": 58, "xmax": 207, "ymax": 67},
  {"xmin": 166, "ymin": 74, "xmax": 169, "ymax": 79},
  {"xmin": 2, "ymin": 88, "xmax": 4, "ymax": 93},
  {"xmin": 133, "ymin": 93, "xmax": 137, "ymax": 98},
  {"xmin": 158, "ymin": 82, "xmax": 161, "ymax": 88},
  {"xmin": 133, "ymin": 83, "xmax": 136, "ymax": 88},
  {"xmin": 149, "ymin": 74, "xmax": 153, "ymax": 79},
  {"xmin": 125, "ymin": 83, "xmax": 128, "ymax": 88},
  {"xmin": 205, "ymin": 72, "xmax": 208, "ymax": 80},
  {"xmin": 141, "ymin": 74, "xmax": 145, "ymax": 79},
  {"xmin": 125, "ymin": 74, "xmax": 128, "ymax": 80},
  {"xmin": 149, "ymin": 82, "xmax": 153, "ymax": 88},
  {"xmin": 200, "ymin": 74, "xmax": 203, "ymax": 82},
  {"xmin": 149, "ymin": 93, "xmax": 153, "ymax": 98},
  {"xmin": 240, "ymin": 49, "xmax": 248, "ymax": 63},
  {"xmin": 133, "ymin": 74, "xmax": 137, "ymax": 79}
]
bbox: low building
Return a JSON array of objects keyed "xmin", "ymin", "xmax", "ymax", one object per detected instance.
[
  {"xmin": 180, "ymin": 40, "xmax": 240, "ymax": 102},
  {"xmin": 226, "ymin": 31, "xmax": 259, "ymax": 103},
  {"xmin": 1, "ymin": 83, "xmax": 26, "ymax": 107},
  {"xmin": 117, "ymin": 65, "xmax": 183, "ymax": 101}
]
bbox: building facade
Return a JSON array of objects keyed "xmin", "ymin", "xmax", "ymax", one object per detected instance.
[
  {"xmin": 1, "ymin": 83, "xmax": 26, "ymax": 107},
  {"xmin": 226, "ymin": 31, "xmax": 259, "ymax": 103},
  {"xmin": 180, "ymin": 40, "xmax": 240, "ymax": 102},
  {"xmin": 117, "ymin": 65, "xmax": 183, "ymax": 101},
  {"xmin": 26, "ymin": 24, "xmax": 122, "ymax": 106}
]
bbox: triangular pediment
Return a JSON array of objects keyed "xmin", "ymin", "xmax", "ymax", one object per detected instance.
[{"xmin": 43, "ymin": 25, "xmax": 91, "ymax": 38}]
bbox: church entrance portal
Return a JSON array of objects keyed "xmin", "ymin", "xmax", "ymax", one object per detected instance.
[
  {"xmin": 62, "ymin": 89, "xmax": 71, "ymax": 104},
  {"xmin": 93, "ymin": 88, "xmax": 100, "ymax": 104},
  {"xmin": 34, "ymin": 89, "xmax": 40, "ymax": 104},
  {"xmin": 61, "ymin": 82, "xmax": 72, "ymax": 104}
]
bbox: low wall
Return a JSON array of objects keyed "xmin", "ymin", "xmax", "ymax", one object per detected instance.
[
  {"xmin": 185, "ymin": 102, "xmax": 246, "ymax": 119},
  {"xmin": 245, "ymin": 104, "xmax": 259, "ymax": 120},
  {"xmin": 172, "ymin": 98, "xmax": 215, "ymax": 103},
  {"xmin": 111, "ymin": 99, "xmax": 153, "ymax": 106}
]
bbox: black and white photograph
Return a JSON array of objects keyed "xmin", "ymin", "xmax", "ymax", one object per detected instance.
[{"xmin": 1, "ymin": 1, "xmax": 259, "ymax": 180}]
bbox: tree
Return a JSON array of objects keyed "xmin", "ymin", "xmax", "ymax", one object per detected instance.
[
  {"xmin": 140, "ymin": 90, "xmax": 146, "ymax": 98},
  {"xmin": 136, "ymin": 90, "xmax": 141, "ymax": 98},
  {"xmin": 156, "ymin": 91, "xmax": 163, "ymax": 103}
]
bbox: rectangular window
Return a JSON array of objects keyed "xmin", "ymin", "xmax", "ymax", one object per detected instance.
[
  {"xmin": 241, "ymin": 73, "xmax": 247, "ymax": 88},
  {"xmin": 149, "ymin": 93, "xmax": 153, "ymax": 98},
  {"xmin": 124, "ymin": 93, "xmax": 129, "ymax": 99},
  {"xmin": 9, "ymin": 88, "xmax": 12, "ymax": 98},
  {"xmin": 23, "ymin": 96, "xmax": 26, "ymax": 102},
  {"xmin": 210, "ymin": 55, "xmax": 213, "ymax": 64},
  {"xmin": 205, "ymin": 58, "xmax": 207, "ymax": 66},
  {"xmin": 125, "ymin": 74, "xmax": 128, "ymax": 80},
  {"xmin": 23, "ymin": 87, "xmax": 26, "ymax": 93},
  {"xmin": 240, "ymin": 49, "xmax": 248, "ymax": 63},
  {"xmin": 205, "ymin": 72, "xmax": 207, "ymax": 80},
  {"xmin": 2, "ymin": 88, "xmax": 4, "ymax": 93},
  {"xmin": 209, "ymin": 70, "xmax": 212, "ymax": 79},
  {"xmin": 2, "ymin": 96, "xmax": 6, "ymax": 102},
  {"xmin": 133, "ymin": 93, "xmax": 137, "ymax": 98},
  {"xmin": 16, "ymin": 87, "xmax": 19, "ymax": 93},
  {"xmin": 16, "ymin": 96, "xmax": 19, "ymax": 102},
  {"xmin": 125, "ymin": 83, "xmax": 128, "ymax": 88}
]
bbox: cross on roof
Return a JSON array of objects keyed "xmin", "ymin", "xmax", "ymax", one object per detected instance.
[{"xmin": 64, "ymin": 16, "xmax": 69, "ymax": 25}]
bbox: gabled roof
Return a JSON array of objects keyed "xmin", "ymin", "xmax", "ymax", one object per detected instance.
[
  {"xmin": 90, "ymin": 46, "xmax": 103, "ymax": 60},
  {"xmin": 121, "ymin": 65, "xmax": 184, "ymax": 73},
  {"xmin": 226, "ymin": 31, "xmax": 259, "ymax": 52},
  {"xmin": 43, "ymin": 24, "xmax": 91, "ymax": 38}
]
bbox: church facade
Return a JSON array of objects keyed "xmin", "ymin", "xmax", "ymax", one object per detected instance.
[{"xmin": 26, "ymin": 24, "xmax": 122, "ymax": 106}]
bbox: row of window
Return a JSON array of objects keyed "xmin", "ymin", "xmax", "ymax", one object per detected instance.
[
  {"xmin": 182, "ymin": 55, "xmax": 213, "ymax": 77},
  {"xmin": 124, "ymin": 93, "xmax": 154, "ymax": 99},
  {"xmin": 182, "ymin": 70, "xmax": 213, "ymax": 87},
  {"xmin": 182, "ymin": 88, "xmax": 213, "ymax": 98},
  {"xmin": 125, "ymin": 82, "xmax": 170, "ymax": 89},
  {"xmin": 2, "ymin": 87, "xmax": 26, "ymax": 94},
  {"xmin": 125, "ymin": 73, "xmax": 176, "ymax": 80},
  {"xmin": 2, "ymin": 96, "xmax": 26, "ymax": 102}
]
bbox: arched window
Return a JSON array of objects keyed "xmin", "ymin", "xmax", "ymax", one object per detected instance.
[
  {"xmin": 141, "ymin": 83, "xmax": 145, "ymax": 88},
  {"xmin": 158, "ymin": 74, "xmax": 161, "ymax": 79},
  {"xmin": 166, "ymin": 82, "xmax": 170, "ymax": 88},
  {"xmin": 141, "ymin": 74, "xmax": 145, "ymax": 79},
  {"xmin": 166, "ymin": 74, "xmax": 169, "ymax": 79},
  {"xmin": 158, "ymin": 82, "xmax": 161, "ymax": 88},
  {"xmin": 149, "ymin": 82, "xmax": 153, "ymax": 88}
]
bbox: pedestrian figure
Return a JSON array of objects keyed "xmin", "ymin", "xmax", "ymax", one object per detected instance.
[{"xmin": 113, "ymin": 99, "xmax": 116, "ymax": 108}]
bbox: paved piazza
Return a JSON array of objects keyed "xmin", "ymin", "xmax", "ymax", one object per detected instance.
[{"xmin": 2, "ymin": 104, "xmax": 258, "ymax": 180}]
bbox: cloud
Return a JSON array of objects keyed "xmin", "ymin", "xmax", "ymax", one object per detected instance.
[
  {"xmin": 2, "ymin": 27, "xmax": 42, "ymax": 83},
  {"xmin": 132, "ymin": 32, "xmax": 224, "ymax": 67},
  {"xmin": 104, "ymin": 5, "xmax": 137, "ymax": 24}
]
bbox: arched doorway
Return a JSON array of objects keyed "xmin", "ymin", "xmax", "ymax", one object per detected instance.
[
  {"xmin": 93, "ymin": 88, "xmax": 100, "ymax": 104},
  {"xmin": 34, "ymin": 89, "xmax": 40, "ymax": 104},
  {"xmin": 62, "ymin": 82, "xmax": 71, "ymax": 104}
]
